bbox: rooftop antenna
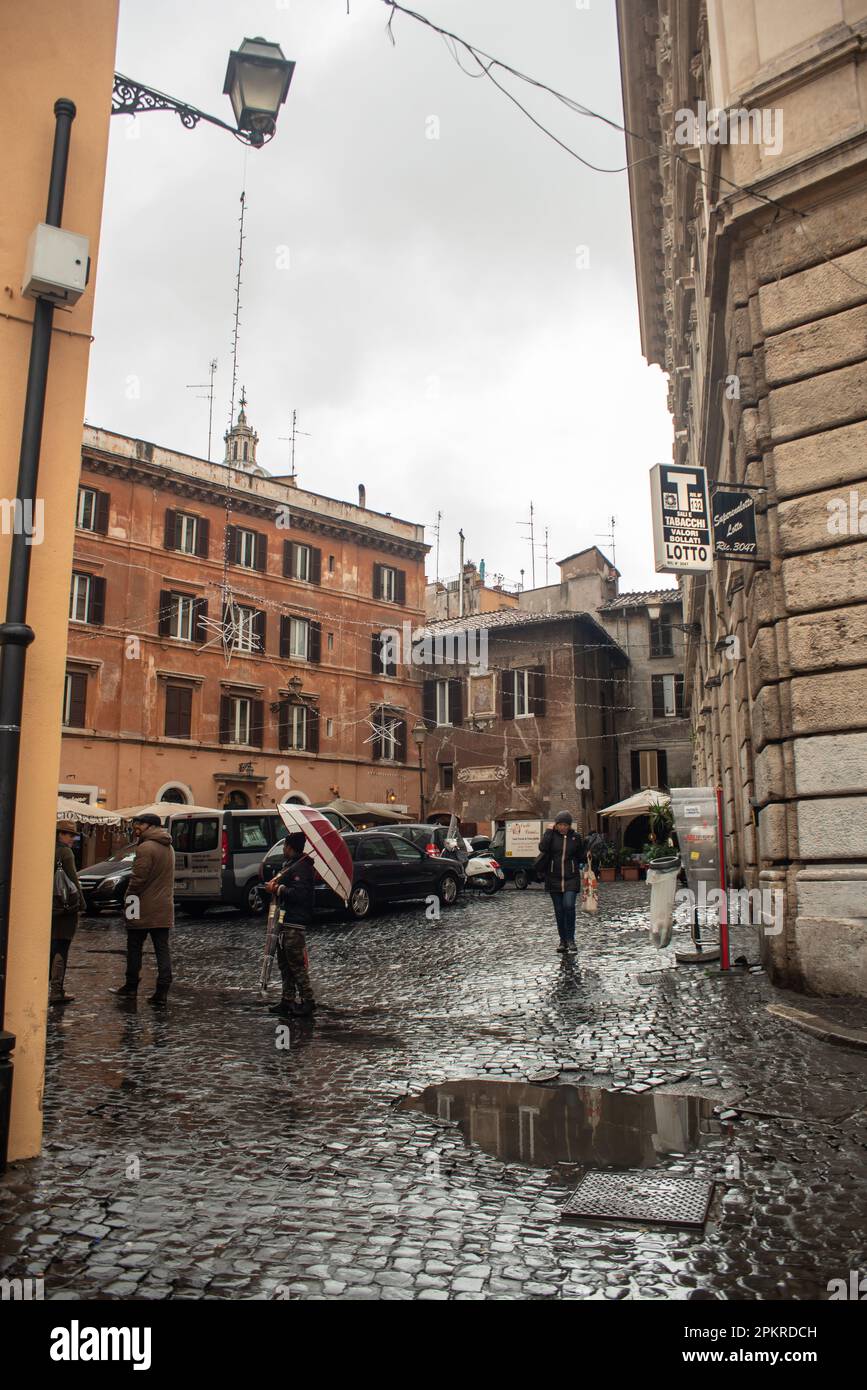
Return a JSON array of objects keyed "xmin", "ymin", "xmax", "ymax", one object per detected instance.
[
  {"xmin": 428, "ymin": 509, "xmax": 442, "ymax": 582},
  {"xmin": 227, "ymin": 189, "xmax": 246, "ymax": 435},
  {"xmin": 186, "ymin": 357, "xmax": 218, "ymax": 461},
  {"xmin": 278, "ymin": 409, "xmax": 311, "ymax": 481},
  {"xmin": 516, "ymin": 500, "xmax": 536, "ymax": 589},
  {"xmin": 596, "ymin": 514, "xmax": 617, "ymax": 569},
  {"xmin": 544, "ymin": 526, "xmax": 550, "ymax": 585}
]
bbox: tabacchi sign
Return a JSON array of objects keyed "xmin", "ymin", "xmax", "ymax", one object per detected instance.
[{"xmin": 650, "ymin": 464, "xmax": 713, "ymax": 573}]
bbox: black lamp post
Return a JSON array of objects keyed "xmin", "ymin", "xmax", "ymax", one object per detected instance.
[
  {"xmin": 412, "ymin": 720, "xmax": 428, "ymax": 822},
  {"xmin": 113, "ymin": 37, "xmax": 295, "ymax": 147},
  {"xmin": 0, "ymin": 38, "xmax": 294, "ymax": 1172}
]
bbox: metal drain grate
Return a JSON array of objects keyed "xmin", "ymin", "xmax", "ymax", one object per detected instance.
[{"xmin": 561, "ymin": 1171, "xmax": 714, "ymax": 1229}]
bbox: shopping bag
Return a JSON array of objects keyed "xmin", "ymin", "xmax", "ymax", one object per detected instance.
[{"xmin": 581, "ymin": 864, "xmax": 598, "ymax": 914}]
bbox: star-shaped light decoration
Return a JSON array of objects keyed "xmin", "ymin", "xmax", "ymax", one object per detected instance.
[{"xmin": 197, "ymin": 586, "xmax": 263, "ymax": 668}]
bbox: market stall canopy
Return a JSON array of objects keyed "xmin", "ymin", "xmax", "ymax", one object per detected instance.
[
  {"xmin": 111, "ymin": 802, "xmax": 221, "ymax": 821},
  {"xmin": 599, "ymin": 789, "xmax": 670, "ymax": 820},
  {"xmin": 57, "ymin": 797, "xmax": 122, "ymax": 825},
  {"xmin": 320, "ymin": 798, "xmax": 412, "ymax": 825}
]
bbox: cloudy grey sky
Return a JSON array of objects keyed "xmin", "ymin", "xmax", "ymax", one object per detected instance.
[{"xmin": 86, "ymin": 0, "xmax": 673, "ymax": 593}]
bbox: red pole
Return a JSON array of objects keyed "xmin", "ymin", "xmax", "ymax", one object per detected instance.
[{"xmin": 716, "ymin": 785, "xmax": 730, "ymax": 971}]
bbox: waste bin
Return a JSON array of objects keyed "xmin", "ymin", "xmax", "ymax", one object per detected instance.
[{"xmin": 646, "ymin": 854, "xmax": 681, "ymax": 948}]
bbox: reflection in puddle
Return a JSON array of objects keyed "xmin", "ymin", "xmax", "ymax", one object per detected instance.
[{"xmin": 401, "ymin": 1079, "xmax": 719, "ymax": 1170}]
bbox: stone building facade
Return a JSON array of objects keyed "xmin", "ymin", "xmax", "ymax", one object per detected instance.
[
  {"xmin": 62, "ymin": 407, "xmax": 428, "ymax": 825},
  {"xmin": 419, "ymin": 610, "xmax": 628, "ymax": 835},
  {"xmin": 617, "ymin": 0, "xmax": 867, "ymax": 994}
]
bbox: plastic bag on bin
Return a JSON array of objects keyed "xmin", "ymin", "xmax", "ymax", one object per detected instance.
[{"xmin": 645, "ymin": 854, "xmax": 680, "ymax": 948}]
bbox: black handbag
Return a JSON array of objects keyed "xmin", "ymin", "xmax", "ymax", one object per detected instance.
[{"xmin": 53, "ymin": 860, "xmax": 81, "ymax": 914}]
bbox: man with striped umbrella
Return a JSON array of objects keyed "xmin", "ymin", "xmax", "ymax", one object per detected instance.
[{"xmin": 262, "ymin": 804, "xmax": 353, "ymax": 1018}]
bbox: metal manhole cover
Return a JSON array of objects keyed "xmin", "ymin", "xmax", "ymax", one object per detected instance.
[{"xmin": 561, "ymin": 1171, "xmax": 713, "ymax": 1229}]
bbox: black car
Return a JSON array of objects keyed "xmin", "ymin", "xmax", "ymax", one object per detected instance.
[
  {"xmin": 259, "ymin": 829, "xmax": 463, "ymax": 920},
  {"xmin": 78, "ymin": 844, "xmax": 138, "ymax": 914}
]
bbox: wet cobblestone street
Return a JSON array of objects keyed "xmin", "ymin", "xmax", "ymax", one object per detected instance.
[{"xmin": 2, "ymin": 883, "xmax": 866, "ymax": 1300}]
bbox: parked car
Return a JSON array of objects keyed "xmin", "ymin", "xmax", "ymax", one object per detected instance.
[
  {"xmin": 171, "ymin": 805, "xmax": 355, "ymax": 916},
  {"xmin": 385, "ymin": 823, "xmax": 461, "ymax": 857},
  {"xmin": 259, "ymin": 829, "xmax": 463, "ymax": 920},
  {"xmin": 78, "ymin": 844, "xmax": 137, "ymax": 914}
]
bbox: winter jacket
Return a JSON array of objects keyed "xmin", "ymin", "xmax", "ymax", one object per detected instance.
[
  {"xmin": 538, "ymin": 827, "xmax": 584, "ymax": 894},
  {"xmin": 125, "ymin": 828, "xmax": 175, "ymax": 931},
  {"xmin": 274, "ymin": 852, "xmax": 316, "ymax": 928},
  {"xmin": 52, "ymin": 842, "xmax": 81, "ymax": 941}
]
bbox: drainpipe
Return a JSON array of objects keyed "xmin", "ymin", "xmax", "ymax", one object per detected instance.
[{"xmin": 0, "ymin": 99, "xmax": 77, "ymax": 1171}]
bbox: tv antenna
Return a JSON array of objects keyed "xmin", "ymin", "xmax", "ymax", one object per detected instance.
[
  {"xmin": 227, "ymin": 189, "xmax": 246, "ymax": 434},
  {"xmin": 278, "ymin": 409, "xmax": 311, "ymax": 480},
  {"xmin": 427, "ymin": 509, "xmax": 442, "ymax": 582},
  {"xmin": 517, "ymin": 500, "xmax": 536, "ymax": 589},
  {"xmin": 596, "ymin": 514, "xmax": 617, "ymax": 569},
  {"xmin": 186, "ymin": 357, "xmax": 218, "ymax": 461}
]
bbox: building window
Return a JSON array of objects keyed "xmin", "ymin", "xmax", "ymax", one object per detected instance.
[
  {"xmin": 652, "ymin": 674, "xmax": 685, "ymax": 718},
  {"xmin": 440, "ymin": 763, "xmax": 454, "ymax": 791},
  {"xmin": 326, "ymin": 718, "xmax": 334, "ymax": 738},
  {"xmin": 327, "ymin": 632, "xmax": 334, "ymax": 651},
  {"xmin": 63, "ymin": 671, "xmax": 87, "ymax": 728},
  {"xmin": 278, "ymin": 700, "xmax": 319, "ymax": 753},
  {"xmin": 170, "ymin": 593, "xmax": 197, "ymax": 642},
  {"xmin": 650, "ymin": 613, "xmax": 674, "ymax": 658},
  {"xmin": 280, "ymin": 615, "xmax": 321, "ymax": 663},
  {"xmin": 237, "ymin": 528, "xmax": 258, "ymax": 569},
  {"xmin": 69, "ymin": 572, "xmax": 105, "ymax": 625},
  {"xmin": 76, "ymin": 488, "xmax": 96, "ymax": 531},
  {"xmin": 372, "ymin": 707, "xmax": 406, "ymax": 762},
  {"xmin": 373, "ymin": 563, "xmax": 405, "ymax": 604},
  {"xmin": 177, "ymin": 513, "xmax": 199, "ymax": 556},
  {"xmin": 631, "ymin": 748, "xmax": 669, "ymax": 791},
  {"xmin": 424, "ymin": 677, "xmax": 462, "ymax": 727},
  {"xmin": 233, "ymin": 605, "xmax": 259, "ymax": 653},
  {"xmin": 220, "ymin": 695, "xmax": 263, "ymax": 747},
  {"xmin": 283, "ymin": 542, "xmax": 321, "ymax": 584},
  {"xmin": 501, "ymin": 667, "xmax": 545, "ymax": 720},
  {"xmin": 328, "ymin": 555, "xmax": 335, "ymax": 574},
  {"xmin": 165, "ymin": 685, "xmax": 192, "ymax": 739},
  {"xmin": 515, "ymin": 757, "xmax": 532, "ymax": 786},
  {"xmin": 373, "ymin": 631, "xmax": 398, "ymax": 677}
]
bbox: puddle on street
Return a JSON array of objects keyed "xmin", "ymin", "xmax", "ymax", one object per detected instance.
[{"xmin": 401, "ymin": 1078, "xmax": 720, "ymax": 1170}]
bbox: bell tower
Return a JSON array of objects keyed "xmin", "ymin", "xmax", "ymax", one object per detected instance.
[{"xmin": 223, "ymin": 387, "xmax": 260, "ymax": 470}]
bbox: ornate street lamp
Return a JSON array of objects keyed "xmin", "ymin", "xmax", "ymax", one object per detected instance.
[
  {"xmin": 113, "ymin": 37, "xmax": 295, "ymax": 147},
  {"xmin": 411, "ymin": 720, "xmax": 428, "ymax": 822}
]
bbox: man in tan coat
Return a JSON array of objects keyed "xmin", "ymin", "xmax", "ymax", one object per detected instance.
[{"xmin": 112, "ymin": 813, "xmax": 175, "ymax": 1005}]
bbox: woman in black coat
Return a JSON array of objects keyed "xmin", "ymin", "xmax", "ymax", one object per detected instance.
[
  {"xmin": 51, "ymin": 820, "xmax": 82, "ymax": 1005},
  {"xmin": 537, "ymin": 812, "xmax": 584, "ymax": 954}
]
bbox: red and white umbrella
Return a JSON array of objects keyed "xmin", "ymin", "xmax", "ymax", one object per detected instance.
[{"xmin": 277, "ymin": 803, "xmax": 353, "ymax": 904}]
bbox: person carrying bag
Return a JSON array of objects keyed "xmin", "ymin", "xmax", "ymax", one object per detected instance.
[
  {"xmin": 537, "ymin": 812, "xmax": 584, "ymax": 954},
  {"xmin": 51, "ymin": 820, "xmax": 82, "ymax": 1005}
]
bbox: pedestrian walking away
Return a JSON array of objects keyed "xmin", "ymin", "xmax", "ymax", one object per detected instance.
[
  {"xmin": 537, "ymin": 812, "xmax": 584, "ymax": 953},
  {"xmin": 51, "ymin": 820, "xmax": 82, "ymax": 1005},
  {"xmin": 265, "ymin": 832, "xmax": 317, "ymax": 1017},
  {"xmin": 113, "ymin": 813, "xmax": 175, "ymax": 1004}
]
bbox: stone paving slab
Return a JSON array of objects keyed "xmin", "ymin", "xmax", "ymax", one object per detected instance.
[{"xmin": 1, "ymin": 884, "xmax": 866, "ymax": 1300}]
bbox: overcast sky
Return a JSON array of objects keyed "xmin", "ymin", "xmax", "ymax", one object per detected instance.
[{"xmin": 86, "ymin": 0, "xmax": 674, "ymax": 593}]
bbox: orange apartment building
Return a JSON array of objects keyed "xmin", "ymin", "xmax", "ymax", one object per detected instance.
[{"xmin": 61, "ymin": 404, "xmax": 428, "ymax": 823}]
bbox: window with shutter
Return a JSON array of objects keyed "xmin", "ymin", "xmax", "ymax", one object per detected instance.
[
  {"xmin": 250, "ymin": 699, "xmax": 264, "ymax": 747},
  {"xmin": 76, "ymin": 488, "xmax": 97, "ymax": 531},
  {"xmin": 194, "ymin": 597, "xmax": 208, "ymax": 642},
  {"xmin": 310, "ymin": 548, "xmax": 322, "ymax": 585},
  {"xmin": 423, "ymin": 680, "xmax": 437, "ymax": 727},
  {"xmin": 308, "ymin": 622, "xmax": 322, "ymax": 664},
  {"xmin": 651, "ymin": 676, "xmax": 665, "ymax": 719},
  {"xmin": 501, "ymin": 670, "xmax": 515, "ymax": 720},
  {"xmin": 165, "ymin": 685, "xmax": 192, "ymax": 738},
  {"xmin": 650, "ymin": 614, "xmax": 673, "ymax": 658},
  {"xmin": 69, "ymin": 573, "xmax": 91, "ymax": 623},
  {"xmin": 63, "ymin": 671, "xmax": 87, "ymax": 728},
  {"xmin": 255, "ymin": 532, "xmax": 268, "ymax": 572},
  {"xmin": 449, "ymin": 677, "xmax": 463, "ymax": 726},
  {"xmin": 164, "ymin": 509, "xmax": 177, "ymax": 549},
  {"xmin": 307, "ymin": 706, "xmax": 320, "ymax": 753},
  {"xmin": 94, "ymin": 490, "xmax": 110, "ymax": 534},
  {"xmin": 529, "ymin": 667, "xmax": 546, "ymax": 718},
  {"xmin": 196, "ymin": 517, "xmax": 210, "ymax": 558},
  {"xmin": 89, "ymin": 576, "xmax": 106, "ymax": 625}
]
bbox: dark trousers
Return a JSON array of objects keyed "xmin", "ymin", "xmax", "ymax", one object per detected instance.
[
  {"xmin": 49, "ymin": 936, "xmax": 72, "ymax": 998},
  {"xmin": 126, "ymin": 928, "xmax": 173, "ymax": 990},
  {"xmin": 550, "ymin": 890, "xmax": 577, "ymax": 944},
  {"xmin": 277, "ymin": 926, "xmax": 314, "ymax": 1005}
]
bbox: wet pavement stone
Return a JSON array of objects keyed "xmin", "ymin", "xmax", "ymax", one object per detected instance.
[{"xmin": 1, "ymin": 883, "xmax": 866, "ymax": 1300}]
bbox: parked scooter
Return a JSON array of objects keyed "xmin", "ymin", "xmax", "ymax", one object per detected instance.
[{"xmin": 442, "ymin": 836, "xmax": 505, "ymax": 895}]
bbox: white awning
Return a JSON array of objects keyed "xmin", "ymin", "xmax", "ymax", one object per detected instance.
[{"xmin": 598, "ymin": 789, "xmax": 670, "ymax": 820}]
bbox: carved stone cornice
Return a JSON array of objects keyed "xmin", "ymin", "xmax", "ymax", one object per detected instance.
[{"xmin": 81, "ymin": 447, "xmax": 428, "ymax": 561}]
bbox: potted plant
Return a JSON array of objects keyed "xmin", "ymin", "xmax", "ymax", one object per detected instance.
[
  {"xmin": 598, "ymin": 845, "xmax": 617, "ymax": 882},
  {"xmin": 619, "ymin": 847, "xmax": 640, "ymax": 880}
]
